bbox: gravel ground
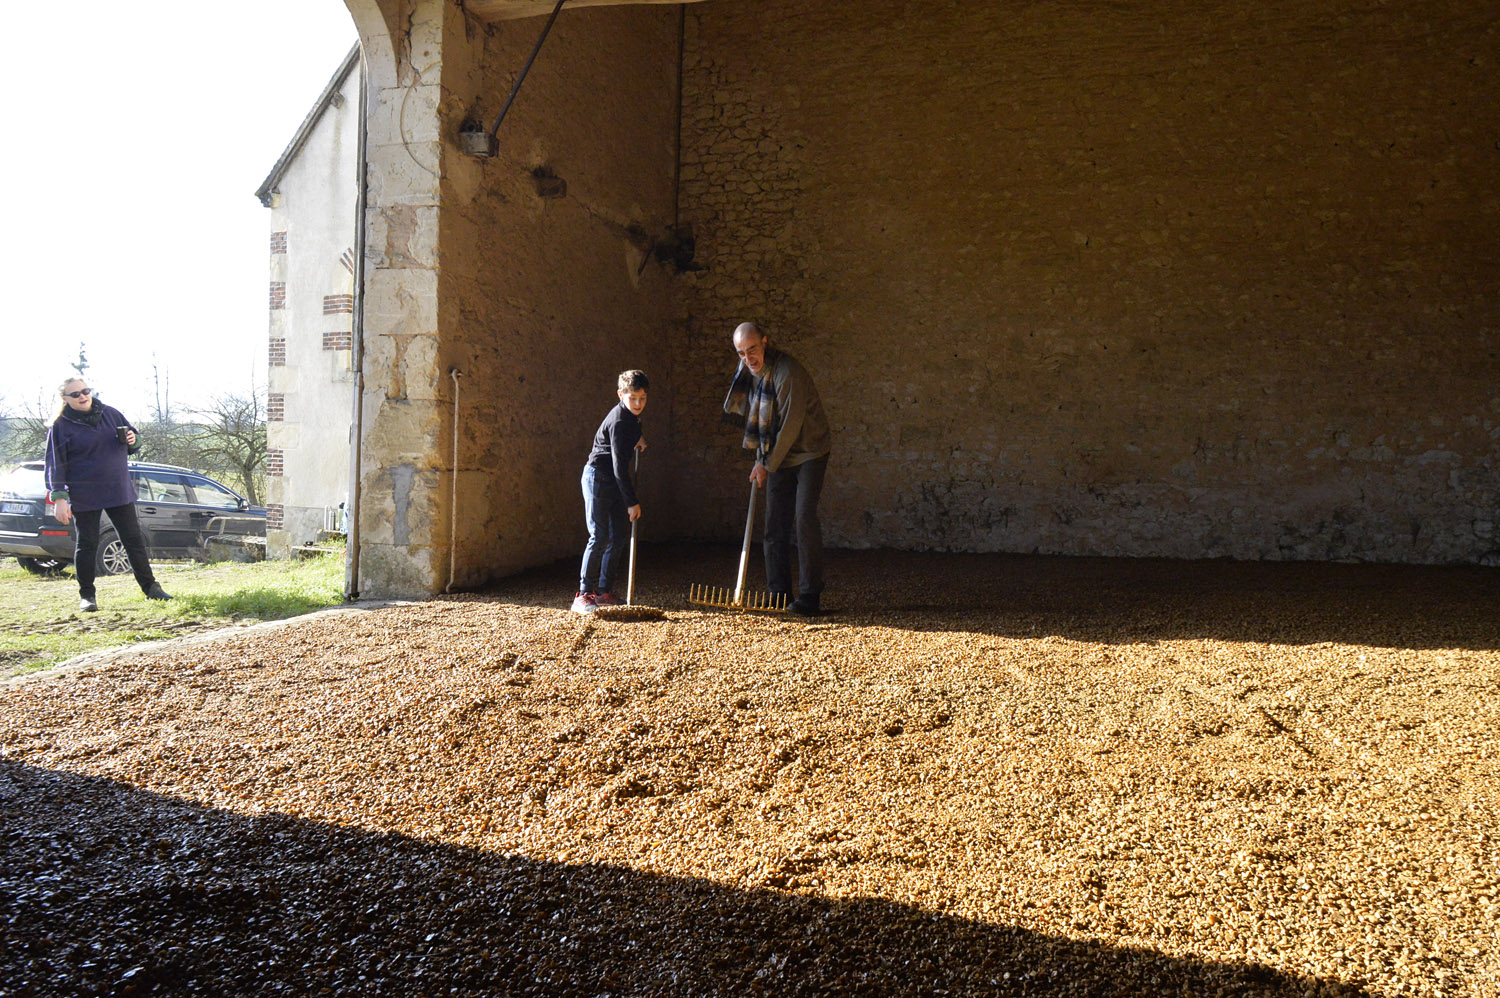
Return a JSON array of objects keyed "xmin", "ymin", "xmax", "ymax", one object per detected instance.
[{"xmin": 3, "ymin": 548, "xmax": 1497, "ymax": 997}]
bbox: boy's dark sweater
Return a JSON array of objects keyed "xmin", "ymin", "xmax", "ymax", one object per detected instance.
[{"xmin": 586, "ymin": 403, "xmax": 642, "ymax": 506}]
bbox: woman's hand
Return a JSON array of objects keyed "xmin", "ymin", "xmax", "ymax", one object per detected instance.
[
  {"xmin": 749, "ymin": 462, "xmax": 768, "ymax": 488},
  {"xmin": 125, "ymin": 429, "xmax": 137, "ymax": 446},
  {"xmin": 628, "ymin": 504, "xmax": 642, "ymax": 522},
  {"xmin": 52, "ymin": 498, "xmax": 73, "ymax": 525}
]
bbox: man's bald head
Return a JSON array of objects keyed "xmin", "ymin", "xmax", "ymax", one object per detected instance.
[{"xmin": 733, "ymin": 322, "xmax": 770, "ymax": 374}]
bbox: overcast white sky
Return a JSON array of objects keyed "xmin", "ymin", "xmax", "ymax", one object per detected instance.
[{"xmin": 3, "ymin": 2, "xmax": 359, "ymax": 423}]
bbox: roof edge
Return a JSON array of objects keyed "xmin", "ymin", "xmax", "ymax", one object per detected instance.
[{"xmin": 254, "ymin": 44, "xmax": 362, "ymax": 208}]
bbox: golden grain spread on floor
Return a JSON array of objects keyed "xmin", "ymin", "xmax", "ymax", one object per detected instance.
[{"xmin": 3, "ymin": 551, "xmax": 1497, "ymax": 996}]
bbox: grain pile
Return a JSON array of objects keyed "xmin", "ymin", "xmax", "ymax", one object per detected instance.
[{"xmin": 3, "ymin": 549, "xmax": 1497, "ymax": 997}]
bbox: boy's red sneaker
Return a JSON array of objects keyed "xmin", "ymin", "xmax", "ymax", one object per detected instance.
[
  {"xmin": 571, "ymin": 592, "xmax": 597, "ymax": 614},
  {"xmin": 593, "ymin": 592, "xmax": 624, "ymax": 607}
]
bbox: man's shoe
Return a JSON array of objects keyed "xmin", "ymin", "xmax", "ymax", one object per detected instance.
[
  {"xmin": 79, "ymin": 597, "xmax": 98, "ymax": 613},
  {"xmin": 571, "ymin": 591, "xmax": 598, "ymax": 614},
  {"xmin": 145, "ymin": 583, "xmax": 173, "ymax": 601},
  {"xmin": 790, "ymin": 595, "xmax": 821, "ymax": 616},
  {"xmin": 593, "ymin": 592, "xmax": 624, "ymax": 607}
]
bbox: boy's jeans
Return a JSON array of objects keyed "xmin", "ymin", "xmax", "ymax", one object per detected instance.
[{"xmin": 579, "ymin": 463, "xmax": 629, "ymax": 593}]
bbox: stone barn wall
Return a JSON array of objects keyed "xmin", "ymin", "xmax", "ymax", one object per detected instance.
[
  {"xmin": 668, "ymin": 0, "xmax": 1499, "ymax": 565},
  {"xmin": 442, "ymin": 4, "xmax": 682, "ymax": 584},
  {"xmin": 345, "ymin": 0, "xmax": 679, "ymax": 594}
]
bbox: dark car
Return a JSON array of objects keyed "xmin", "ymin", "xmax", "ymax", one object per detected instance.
[{"xmin": 0, "ymin": 460, "xmax": 267, "ymax": 575}]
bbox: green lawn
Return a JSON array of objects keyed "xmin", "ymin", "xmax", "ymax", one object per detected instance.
[{"xmin": 0, "ymin": 552, "xmax": 346, "ymax": 679}]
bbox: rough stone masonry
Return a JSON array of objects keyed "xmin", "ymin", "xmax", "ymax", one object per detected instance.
[{"xmin": 342, "ymin": 0, "xmax": 1498, "ymax": 595}]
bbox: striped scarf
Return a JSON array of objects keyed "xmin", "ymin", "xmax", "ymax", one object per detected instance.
[{"xmin": 721, "ymin": 353, "xmax": 778, "ymax": 456}]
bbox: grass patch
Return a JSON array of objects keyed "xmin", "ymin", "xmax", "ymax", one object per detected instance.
[{"xmin": 0, "ymin": 554, "xmax": 346, "ymax": 679}]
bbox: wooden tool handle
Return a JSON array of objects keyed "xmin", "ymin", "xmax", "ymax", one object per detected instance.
[
  {"xmin": 627, "ymin": 450, "xmax": 640, "ymax": 606},
  {"xmin": 733, "ymin": 480, "xmax": 758, "ymax": 605}
]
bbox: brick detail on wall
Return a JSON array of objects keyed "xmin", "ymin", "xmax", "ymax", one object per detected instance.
[
  {"xmin": 269, "ymin": 282, "xmax": 286, "ymax": 310},
  {"xmin": 269, "ymin": 338, "xmax": 286, "ymax": 366},
  {"xmin": 323, "ymin": 294, "xmax": 354, "ymax": 315},
  {"xmin": 271, "ymin": 231, "xmax": 288, "ymax": 254},
  {"xmin": 267, "ymin": 449, "xmax": 284, "ymax": 477},
  {"xmin": 266, "ymin": 503, "xmax": 284, "ymax": 531},
  {"xmin": 323, "ymin": 330, "xmax": 353, "ymax": 351},
  {"xmin": 267, "ymin": 393, "xmax": 285, "ymax": 422},
  {"xmin": 340, "ymin": 247, "xmax": 355, "ymax": 273}
]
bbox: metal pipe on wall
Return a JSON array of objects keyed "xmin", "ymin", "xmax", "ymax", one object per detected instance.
[
  {"xmin": 344, "ymin": 48, "xmax": 370, "ymax": 600},
  {"xmin": 487, "ymin": 0, "xmax": 568, "ymax": 141},
  {"xmin": 446, "ymin": 367, "xmax": 463, "ymax": 593}
]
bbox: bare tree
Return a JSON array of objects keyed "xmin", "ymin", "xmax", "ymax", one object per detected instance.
[
  {"xmin": 151, "ymin": 357, "xmax": 172, "ymax": 425},
  {"xmin": 135, "ymin": 362, "xmax": 194, "ymax": 469},
  {"xmin": 132, "ymin": 420, "xmax": 199, "ymax": 470},
  {"xmin": 0, "ymin": 391, "xmax": 55, "ymax": 464},
  {"xmin": 187, "ymin": 390, "xmax": 268, "ymax": 505},
  {"xmin": 0, "ymin": 395, "xmax": 17, "ymax": 466}
]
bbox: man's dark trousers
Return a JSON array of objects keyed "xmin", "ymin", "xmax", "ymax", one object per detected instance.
[{"xmin": 763, "ymin": 456, "xmax": 827, "ymax": 599}]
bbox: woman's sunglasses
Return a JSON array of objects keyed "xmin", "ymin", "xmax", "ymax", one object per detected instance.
[{"xmin": 64, "ymin": 388, "xmax": 93, "ymax": 398}]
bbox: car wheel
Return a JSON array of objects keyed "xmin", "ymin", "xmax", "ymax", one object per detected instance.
[
  {"xmin": 96, "ymin": 533, "xmax": 134, "ymax": 575},
  {"xmin": 17, "ymin": 556, "xmax": 68, "ymax": 576}
]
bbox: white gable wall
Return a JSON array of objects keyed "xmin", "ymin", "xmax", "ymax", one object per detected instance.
[{"xmin": 264, "ymin": 71, "xmax": 361, "ymax": 555}]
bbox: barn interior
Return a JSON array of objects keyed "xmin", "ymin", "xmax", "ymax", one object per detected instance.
[{"xmin": 341, "ymin": 0, "xmax": 1497, "ymax": 595}]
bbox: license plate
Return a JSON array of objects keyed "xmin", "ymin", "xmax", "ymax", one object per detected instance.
[{"xmin": 2, "ymin": 502, "xmax": 30, "ymax": 514}]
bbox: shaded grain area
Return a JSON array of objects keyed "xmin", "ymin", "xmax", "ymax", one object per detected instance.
[{"xmin": 3, "ymin": 549, "xmax": 1497, "ymax": 996}]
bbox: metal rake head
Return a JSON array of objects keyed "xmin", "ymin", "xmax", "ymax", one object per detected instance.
[{"xmin": 687, "ymin": 584, "xmax": 788, "ymax": 613}]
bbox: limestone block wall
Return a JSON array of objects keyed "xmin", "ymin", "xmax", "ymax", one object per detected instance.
[
  {"xmin": 346, "ymin": 0, "xmax": 679, "ymax": 595},
  {"xmin": 669, "ymin": 0, "xmax": 1500, "ymax": 565},
  {"xmin": 435, "ymin": 3, "xmax": 682, "ymax": 586},
  {"xmin": 347, "ymin": 0, "xmax": 449, "ymax": 596}
]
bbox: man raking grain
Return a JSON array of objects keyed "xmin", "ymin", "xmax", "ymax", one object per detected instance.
[{"xmin": 691, "ymin": 322, "xmax": 831, "ymax": 615}]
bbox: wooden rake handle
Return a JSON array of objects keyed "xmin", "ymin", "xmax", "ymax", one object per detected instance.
[
  {"xmin": 627, "ymin": 449, "xmax": 640, "ymax": 606},
  {"xmin": 734, "ymin": 480, "xmax": 759, "ymax": 606}
]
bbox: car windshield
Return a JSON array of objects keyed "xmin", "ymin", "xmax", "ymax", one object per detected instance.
[{"xmin": 0, "ymin": 466, "xmax": 46, "ymax": 497}]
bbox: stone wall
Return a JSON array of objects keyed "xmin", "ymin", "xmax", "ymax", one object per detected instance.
[
  {"xmin": 346, "ymin": 0, "xmax": 1498, "ymax": 595},
  {"xmin": 347, "ymin": 0, "xmax": 448, "ymax": 596},
  {"xmin": 669, "ymin": 0, "xmax": 1499, "ymax": 565},
  {"xmin": 438, "ymin": 3, "xmax": 682, "ymax": 586},
  {"xmin": 346, "ymin": 0, "xmax": 682, "ymax": 595}
]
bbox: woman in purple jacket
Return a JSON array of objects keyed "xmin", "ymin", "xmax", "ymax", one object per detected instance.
[{"xmin": 44, "ymin": 377, "xmax": 172, "ymax": 612}]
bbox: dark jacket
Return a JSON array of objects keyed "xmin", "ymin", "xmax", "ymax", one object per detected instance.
[
  {"xmin": 44, "ymin": 400, "xmax": 140, "ymax": 512},
  {"xmin": 585, "ymin": 402, "xmax": 643, "ymax": 507},
  {"xmin": 722, "ymin": 347, "xmax": 831, "ymax": 473}
]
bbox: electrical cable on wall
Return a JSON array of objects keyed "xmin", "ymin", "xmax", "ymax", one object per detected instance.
[{"xmin": 401, "ymin": 61, "xmax": 442, "ymax": 178}]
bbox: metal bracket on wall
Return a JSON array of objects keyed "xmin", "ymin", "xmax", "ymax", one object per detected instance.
[{"xmin": 459, "ymin": 0, "xmax": 568, "ymax": 158}]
